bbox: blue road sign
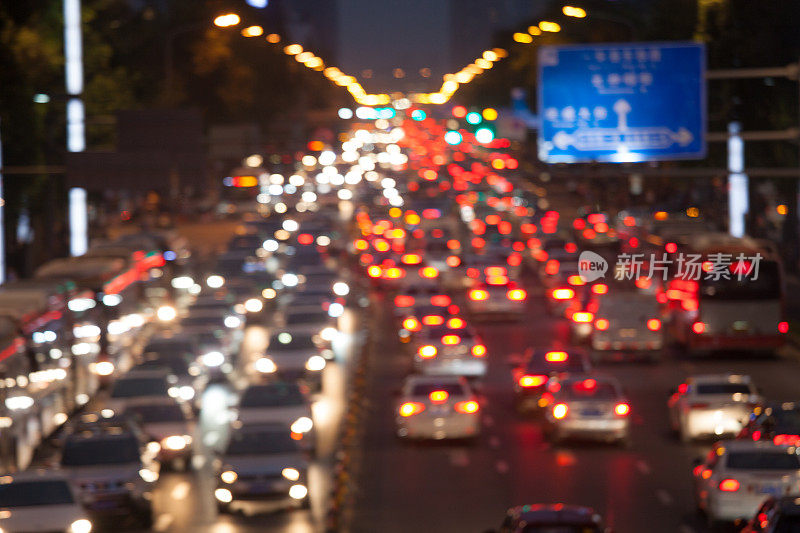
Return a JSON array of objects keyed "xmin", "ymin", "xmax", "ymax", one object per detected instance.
[{"xmin": 537, "ymin": 42, "xmax": 705, "ymax": 163}]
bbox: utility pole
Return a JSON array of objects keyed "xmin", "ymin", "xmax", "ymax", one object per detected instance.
[{"xmin": 64, "ymin": 0, "xmax": 88, "ymax": 256}]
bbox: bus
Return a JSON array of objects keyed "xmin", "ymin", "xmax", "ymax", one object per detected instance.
[{"xmin": 664, "ymin": 233, "xmax": 786, "ymax": 354}]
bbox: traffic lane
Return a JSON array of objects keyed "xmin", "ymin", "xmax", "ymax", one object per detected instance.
[
  {"xmin": 127, "ymin": 314, "xmax": 362, "ymax": 533},
  {"xmin": 351, "ymin": 285, "xmax": 800, "ymax": 533}
]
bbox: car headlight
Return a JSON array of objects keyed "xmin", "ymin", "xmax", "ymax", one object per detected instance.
[
  {"xmin": 214, "ymin": 488, "xmax": 233, "ymax": 503},
  {"xmin": 290, "ymin": 416, "xmax": 313, "ymax": 434},
  {"xmin": 91, "ymin": 361, "xmax": 115, "ymax": 376},
  {"xmin": 178, "ymin": 385, "xmax": 195, "ymax": 401},
  {"xmin": 162, "ymin": 435, "xmax": 191, "ymax": 451},
  {"xmin": 146, "ymin": 441, "xmax": 161, "ymax": 454},
  {"xmin": 320, "ymin": 327, "xmax": 337, "ymax": 341},
  {"xmin": 288, "ymin": 484, "xmax": 308, "ymax": 500},
  {"xmin": 156, "ymin": 305, "xmax": 177, "ymax": 322},
  {"xmin": 171, "ymin": 276, "xmax": 194, "ymax": 289},
  {"xmin": 202, "ymin": 351, "xmax": 225, "ymax": 367},
  {"xmin": 305, "ymin": 355, "xmax": 326, "ymax": 372},
  {"xmin": 220, "ymin": 470, "xmax": 237, "ymax": 484},
  {"xmin": 255, "ymin": 357, "xmax": 277, "ymax": 373},
  {"xmin": 70, "ymin": 519, "xmax": 93, "ymax": 533},
  {"xmin": 281, "ymin": 467, "xmax": 300, "ymax": 481},
  {"xmin": 139, "ymin": 468, "xmax": 158, "ymax": 483},
  {"xmin": 244, "ymin": 298, "xmax": 263, "ymax": 313},
  {"xmin": 332, "ymin": 281, "xmax": 350, "ymax": 296},
  {"xmin": 206, "ymin": 275, "xmax": 225, "ymax": 289},
  {"xmin": 224, "ymin": 316, "xmax": 241, "ymax": 328}
]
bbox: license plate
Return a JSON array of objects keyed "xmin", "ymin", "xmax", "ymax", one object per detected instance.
[
  {"xmin": 733, "ymin": 321, "xmax": 749, "ymax": 331},
  {"xmin": 581, "ymin": 409, "xmax": 602, "ymax": 417},
  {"xmin": 760, "ymin": 485, "xmax": 781, "ymax": 495},
  {"xmin": 619, "ymin": 329, "xmax": 637, "ymax": 338}
]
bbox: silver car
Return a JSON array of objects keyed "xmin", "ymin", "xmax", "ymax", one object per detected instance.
[{"xmin": 395, "ymin": 375, "xmax": 481, "ymax": 440}]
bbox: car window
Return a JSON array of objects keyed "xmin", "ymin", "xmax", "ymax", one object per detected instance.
[
  {"xmin": 696, "ymin": 384, "xmax": 752, "ymax": 395},
  {"xmin": 111, "ymin": 377, "xmax": 168, "ymax": 398},
  {"xmin": 726, "ymin": 452, "xmax": 800, "ymax": 470},
  {"xmin": 225, "ymin": 430, "xmax": 299, "ymax": 455},
  {"xmin": 126, "ymin": 403, "xmax": 186, "ymax": 423},
  {"xmin": 62, "ymin": 436, "xmax": 141, "ymax": 466},
  {"xmin": 269, "ymin": 332, "xmax": 317, "ymax": 351},
  {"xmin": 240, "ymin": 384, "xmax": 305, "ymax": 407},
  {"xmin": 0, "ymin": 481, "xmax": 75, "ymax": 506}
]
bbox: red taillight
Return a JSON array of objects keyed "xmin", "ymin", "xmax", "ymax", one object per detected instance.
[
  {"xmin": 614, "ymin": 403, "xmax": 631, "ymax": 416},
  {"xmin": 430, "ymin": 295, "xmax": 451, "ymax": 307},
  {"xmin": 519, "ymin": 374, "xmax": 547, "ymax": 388},
  {"xmin": 595, "ymin": 318, "xmax": 610, "ymax": 330},
  {"xmin": 469, "ymin": 289, "xmax": 489, "ymax": 301},
  {"xmin": 690, "ymin": 403, "xmax": 709, "ymax": 409},
  {"xmin": 399, "ymin": 402, "xmax": 425, "ymax": 417},
  {"xmin": 447, "ymin": 317, "xmax": 465, "ymax": 328},
  {"xmin": 442, "ymin": 335, "xmax": 460, "ymax": 345},
  {"xmin": 692, "ymin": 321, "xmax": 705, "ymax": 334},
  {"xmin": 422, "ymin": 315, "xmax": 445, "ymax": 326},
  {"xmin": 466, "ymin": 268, "xmax": 480, "ymax": 278},
  {"xmin": 647, "ymin": 319, "xmax": 661, "ymax": 331},
  {"xmin": 401, "ymin": 253, "xmax": 422, "ymax": 265},
  {"xmin": 507, "ymin": 253, "xmax": 522, "ymax": 267},
  {"xmin": 471, "ymin": 344, "xmax": 486, "ymax": 357},
  {"xmin": 507, "ymin": 289, "xmax": 527, "ymax": 301},
  {"xmin": 429, "ymin": 390, "xmax": 449, "ymax": 403},
  {"xmin": 545, "ymin": 259, "xmax": 560, "ymax": 275},
  {"xmin": 591, "ymin": 284, "xmax": 608, "ymax": 295},
  {"xmin": 682, "ymin": 299, "xmax": 699, "ymax": 311},
  {"xmin": 572, "ymin": 312, "xmax": 593, "ymax": 323},
  {"xmin": 567, "ymin": 275, "xmax": 585, "ymax": 286},
  {"xmin": 354, "ymin": 239, "xmax": 369, "ymax": 251},
  {"xmin": 394, "ymin": 295, "xmax": 415, "ymax": 307},
  {"xmin": 551, "ymin": 288, "xmax": 575, "ymax": 300},
  {"xmin": 297, "ymin": 233, "xmax": 314, "ymax": 245},
  {"xmin": 552, "ymin": 403, "xmax": 569, "ymax": 419},
  {"xmin": 454, "ymin": 400, "xmax": 480, "ymax": 414},
  {"xmin": 779, "ymin": 321, "xmax": 789, "ymax": 333},
  {"xmin": 447, "ymin": 239, "xmax": 461, "ymax": 250},
  {"xmin": 367, "ymin": 265, "xmax": 382, "ymax": 278},
  {"xmin": 383, "ymin": 267, "xmax": 405, "ymax": 279},
  {"xmin": 420, "ymin": 266, "xmax": 439, "ymax": 278},
  {"xmin": 718, "ymin": 479, "xmax": 740, "ymax": 492},
  {"xmin": 485, "ymin": 266, "xmax": 507, "ymax": 277},
  {"xmin": 446, "ymin": 255, "xmax": 461, "ymax": 267},
  {"xmin": 665, "ymin": 242, "xmax": 677, "ymax": 254},
  {"xmin": 545, "ymin": 351, "xmax": 568, "ymax": 362},
  {"xmin": 418, "ymin": 345, "xmax": 437, "ymax": 358},
  {"xmin": 773, "ymin": 434, "xmax": 800, "ymax": 446},
  {"xmin": 403, "ymin": 317, "xmax": 421, "ymax": 331}
]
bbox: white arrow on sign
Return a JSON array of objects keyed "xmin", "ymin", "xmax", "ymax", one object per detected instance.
[{"xmin": 613, "ymin": 99, "xmax": 631, "ymax": 131}]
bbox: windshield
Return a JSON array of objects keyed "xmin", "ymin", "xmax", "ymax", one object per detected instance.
[
  {"xmin": 240, "ymin": 384, "xmax": 305, "ymax": 407},
  {"xmin": 727, "ymin": 452, "xmax": 800, "ymax": 470},
  {"xmin": 144, "ymin": 340, "xmax": 195, "ymax": 356},
  {"xmin": 137, "ymin": 356, "xmax": 189, "ymax": 375},
  {"xmin": 699, "ymin": 260, "xmax": 781, "ymax": 300},
  {"xmin": 126, "ymin": 403, "xmax": 186, "ymax": 423},
  {"xmin": 0, "ymin": 481, "xmax": 75, "ymax": 506},
  {"xmin": 111, "ymin": 377, "xmax": 168, "ymax": 398},
  {"xmin": 695, "ymin": 383, "xmax": 752, "ymax": 395},
  {"xmin": 225, "ymin": 430, "xmax": 299, "ymax": 455},
  {"xmin": 269, "ymin": 333, "xmax": 317, "ymax": 351},
  {"xmin": 61, "ymin": 436, "xmax": 141, "ymax": 466}
]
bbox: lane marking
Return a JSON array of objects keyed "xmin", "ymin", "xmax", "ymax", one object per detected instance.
[
  {"xmin": 656, "ymin": 489, "xmax": 674, "ymax": 506},
  {"xmin": 635, "ymin": 460, "xmax": 651, "ymax": 475},
  {"xmin": 171, "ymin": 481, "xmax": 190, "ymax": 500},
  {"xmin": 495, "ymin": 460, "xmax": 510, "ymax": 473},
  {"xmin": 153, "ymin": 513, "xmax": 174, "ymax": 532}
]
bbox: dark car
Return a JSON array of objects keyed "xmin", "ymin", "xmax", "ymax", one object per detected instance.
[
  {"xmin": 511, "ymin": 349, "xmax": 592, "ymax": 413},
  {"xmin": 741, "ymin": 495, "xmax": 800, "ymax": 532},
  {"xmin": 739, "ymin": 402, "xmax": 800, "ymax": 446},
  {"xmin": 489, "ymin": 504, "xmax": 608, "ymax": 533}
]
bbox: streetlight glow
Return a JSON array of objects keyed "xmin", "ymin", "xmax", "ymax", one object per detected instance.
[
  {"xmin": 539, "ymin": 21, "xmax": 562, "ymax": 32},
  {"xmin": 213, "ymin": 13, "xmax": 240, "ymax": 27},
  {"xmin": 563, "ymin": 6, "xmax": 587, "ymax": 18},
  {"xmin": 241, "ymin": 25, "xmax": 263, "ymax": 37}
]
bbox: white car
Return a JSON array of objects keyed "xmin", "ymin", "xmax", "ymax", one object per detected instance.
[
  {"xmin": 234, "ymin": 382, "xmax": 314, "ymax": 443},
  {"xmin": 466, "ymin": 279, "xmax": 527, "ymax": 318},
  {"xmin": 668, "ymin": 374, "xmax": 761, "ymax": 442},
  {"xmin": 253, "ymin": 330, "xmax": 328, "ymax": 382},
  {"xmin": 0, "ymin": 471, "xmax": 93, "ymax": 533},
  {"xmin": 590, "ymin": 290, "xmax": 664, "ymax": 361},
  {"xmin": 124, "ymin": 401, "xmax": 195, "ymax": 469},
  {"xmin": 215, "ymin": 423, "xmax": 310, "ymax": 513},
  {"xmin": 694, "ymin": 440, "xmax": 800, "ymax": 526},
  {"xmin": 395, "ymin": 375, "xmax": 481, "ymax": 440},
  {"xmin": 544, "ymin": 375, "xmax": 631, "ymax": 445},
  {"xmin": 107, "ymin": 368, "xmax": 178, "ymax": 413},
  {"xmin": 412, "ymin": 322, "xmax": 488, "ymax": 377}
]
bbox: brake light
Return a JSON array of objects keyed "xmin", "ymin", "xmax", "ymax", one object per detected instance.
[
  {"xmin": 595, "ymin": 318, "xmax": 610, "ymax": 330},
  {"xmin": 682, "ymin": 299, "xmax": 699, "ymax": 311},
  {"xmin": 472, "ymin": 237, "xmax": 486, "ymax": 249},
  {"xmin": 519, "ymin": 374, "xmax": 547, "ymax": 388},
  {"xmin": 567, "ymin": 275, "xmax": 585, "ymax": 286},
  {"xmin": 454, "ymin": 400, "xmax": 480, "ymax": 414},
  {"xmin": 471, "ymin": 344, "xmax": 486, "ymax": 357},
  {"xmin": 367, "ymin": 265, "xmax": 382, "ymax": 278},
  {"xmin": 565, "ymin": 242, "xmax": 578, "ymax": 253},
  {"xmin": 401, "ymin": 253, "xmax": 422, "ymax": 265},
  {"xmin": 487, "ymin": 275, "xmax": 509, "ymax": 285},
  {"xmin": 551, "ymin": 288, "xmax": 575, "ymax": 300},
  {"xmin": 297, "ymin": 233, "xmax": 314, "ymax": 245},
  {"xmin": 507, "ymin": 289, "xmax": 527, "ymax": 301},
  {"xmin": 431, "ymin": 295, "xmax": 451, "ymax": 306},
  {"xmin": 591, "ymin": 284, "xmax": 608, "ymax": 295},
  {"xmin": 399, "ymin": 402, "xmax": 425, "ymax": 417},
  {"xmin": 466, "ymin": 267, "xmax": 479, "ymax": 278},
  {"xmin": 507, "ymin": 253, "xmax": 522, "ymax": 267},
  {"xmin": 614, "ymin": 403, "xmax": 631, "ymax": 416},
  {"xmin": 403, "ymin": 317, "xmax": 421, "ymax": 331},
  {"xmin": 581, "ymin": 378, "xmax": 597, "ymax": 390},
  {"xmin": 573, "ymin": 219, "xmax": 586, "ymax": 230},
  {"xmin": 718, "ymin": 479, "xmax": 740, "ymax": 492},
  {"xmin": 446, "ymin": 255, "xmax": 461, "ymax": 267},
  {"xmin": 418, "ymin": 345, "xmax": 437, "ymax": 358},
  {"xmin": 447, "ymin": 317, "xmax": 465, "ymax": 328},
  {"xmin": 545, "ymin": 351, "xmax": 568, "ymax": 362},
  {"xmin": 545, "ymin": 259, "xmax": 560, "ymax": 275},
  {"xmin": 779, "ymin": 321, "xmax": 789, "ymax": 333},
  {"xmin": 773, "ymin": 434, "xmax": 800, "ymax": 446},
  {"xmin": 354, "ymin": 239, "xmax": 369, "ymax": 251},
  {"xmin": 572, "ymin": 312, "xmax": 593, "ymax": 323},
  {"xmin": 420, "ymin": 266, "xmax": 439, "ymax": 278},
  {"xmin": 552, "ymin": 403, "xmax": 569, "ymax": 419},
  {"xmin": 394, "ymin": 295, "xmax": 415, "ymax": 307},
  {"xmin": 692, "ymin": 321, "xmax": 706, "ymax": 334},
  {"xmin": 635, "ymin": 277, "xmax": 651, "ymax": 289},
  {"xmin": 485, "ymin": 266, "xmax": 507, "ymax": 277},
  {"xmin": 422, "ymin": 315, "xmax": 445, "ymax": 326},
  {"xmin": 647, "ymin": 319, "xmax": 661, "ymax": 331},
  {"xmin": 665, "ymin": 242, "xmax": 678, "ymax": 254},
  {"xmin": 690, "ymin": 403, "xmax": 709, "ymax": 409},
  {"xmin": 447, "ymin": 239, "xmax": 461, "ymax": 250},
  {"xmin": 469, "ymin": 289, "xmax": 489, "ymax": 301},
  {"xmin": 383, "ymin": 267, "xmax": 405, "ymax": 279},
  {"xmin": 442, "ymin": 335, "xmax": 460, "ymax": 345},
  {"xmin": 429, "ymin": 390, "xmax": 449, "ymax": 403}
]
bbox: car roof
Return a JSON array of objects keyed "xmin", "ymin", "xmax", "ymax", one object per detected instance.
[{"xmin": 507, "ymin": 504, "xmax": 601, "ymax": 524}]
